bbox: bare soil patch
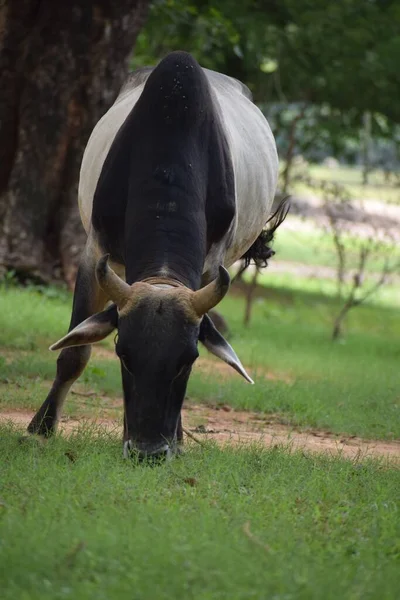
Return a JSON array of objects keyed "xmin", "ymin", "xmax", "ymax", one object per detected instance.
[
  {"xmin": 1, "ymin": 405, "xmax": 399, "ymax": 463},
  {"xmin": 2, "ymin": 348, "xmax": 397, "ymax": 462}
]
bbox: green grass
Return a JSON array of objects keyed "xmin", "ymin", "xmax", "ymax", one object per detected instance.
[
  {"xmin": 0, "ymin": 427, "xmax": 399, "ymax": 600},
  {"xmin": 0, "ymin": 280, "xmax": 399, "ymax": 440},
  {"xmin": 273, "ymin": 223, "xmax": 398, "ymax": 273},
  {"xmin": 292, "ymin": 164, "xmax": 400, "ymax": 205},
  {"xmin": 190, "ymin": 289, "xmax": 400, "ymax": 439},
  {"xmin": 273, "ymin": 225, "xmax": 338, "ymax": 269},
  {"xmin": 1, "ymin": 166, "xmax": 399, "ymax": 599},
  {"xmin": 253, "ymin": 269, "xmax": 400, "ymax": 309},
  {"xmin": 0, "ymin": 276, "xmax": 399, "ymax": 598},
  {"xmin": 309, "ymin": 164, "xmax": 393, "ymax": 187}
]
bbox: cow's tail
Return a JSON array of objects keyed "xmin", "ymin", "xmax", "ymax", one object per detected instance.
[{"xmin": 239, "ymin": 195, "xmax": 291, "ymax": 269}]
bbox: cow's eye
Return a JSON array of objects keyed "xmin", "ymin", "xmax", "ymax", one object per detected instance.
[
  {"xmin": 120, "ymin": 355, "xmax": 134, "ymax": 375},
  {"xmin": 178, "ymin": 349, "xmax": 199, "ymax": 373},
  {"xmin": 116, "ymin": 347, "xmax": 133, "ymax": 375},
  {"xmin": 178, "ymin": 363, "xmax": 190, "ymax": 375}
]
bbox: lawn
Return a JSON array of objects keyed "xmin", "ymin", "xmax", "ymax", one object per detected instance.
[
  {"xmin": 0, "ymin": 275, "xmax": 399, "ymax": 440},
  {"xmin": 191, "ymin": 287, "xmax": 400, "ymax": 439},
  {"xmin": 0, "ymin": 427, "xmax": 399, "ymax": 600},
  {"xmin": 292, "ymin": 164, "xmax": 400, "ymax": 205},
  {"xmin": 1, "ymin": 277, "xmax": 399, "ymax": 599},
  {"xmin": 272, "ymin": 221, "xmax": 399, "ymax": 274}
]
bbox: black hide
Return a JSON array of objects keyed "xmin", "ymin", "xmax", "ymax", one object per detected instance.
[
  {"xmin": 92, "ymin": 51, "xmax": 235, "ymax": 289},
  {"xmin": 91, "ymin": 52, "xmax": 236, "ymax": 455}
]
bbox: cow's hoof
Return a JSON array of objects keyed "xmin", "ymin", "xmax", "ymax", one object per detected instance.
[{"xmin": 18, "ymin": 433, "xmax": 47, "ymax": 447}]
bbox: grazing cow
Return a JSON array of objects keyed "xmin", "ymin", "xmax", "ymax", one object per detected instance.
[{"xmin": 28, "ymin": 52, "xmax": 280, "ymax": 459}]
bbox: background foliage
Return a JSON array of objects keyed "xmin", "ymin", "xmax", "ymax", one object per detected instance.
[{"xmin": 135, "ymin": 0, "xmax": 400, "ymax": 169}]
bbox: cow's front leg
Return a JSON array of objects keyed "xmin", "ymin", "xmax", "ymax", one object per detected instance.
[
  {"xmin": 27, "ymin": 346, "xmax": 91, "ymax": 436},
  {"xmin": 27, "ymin": 258, "xmax": 109, "ymax": 437},
  {"xmin": 176, "ymin": 414, "xmax": 183, "ymax": 445}
]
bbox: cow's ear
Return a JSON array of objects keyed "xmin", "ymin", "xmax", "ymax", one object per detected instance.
[
  {"xmin": 198, "ymin": 314, "xmax": 254, "ymax": 383},
  {"xmin": 50, "ymin": 305, "xmax": 118, "ymax": 351}
]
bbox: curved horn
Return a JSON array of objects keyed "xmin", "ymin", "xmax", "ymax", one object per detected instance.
[
  {"xmin": 96, "ymin": 254, "xmax": 131, "ymax": 308},
  {"xmin": 191, "ymin": 266, "xmax": 230, "ymax": 317}
]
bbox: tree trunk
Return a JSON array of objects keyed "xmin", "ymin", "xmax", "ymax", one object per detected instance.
[
  {"xmin": 332, "ymin": 299, "xmax": 353, "ymax": 341},
  {"xmin": 0, "ymin": 0, "xmax": 149, "ymax": 286},
  {"xmin": 281, "ymin": 106, "xmax": 306, "ymax": 194},
  {"xmin": 244, "ymin": 267, "xmax": 259, "ymax": 327},
  {"xmin": 361, "ymin": 111, "xmax": 372, "ymax": 186}
]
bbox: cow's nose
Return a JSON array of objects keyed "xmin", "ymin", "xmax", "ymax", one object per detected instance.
[
  {"xmin": 123, "ymin": 440, "xmax": 173, "ymax": 462},
  {"xmin": 138, "ymin": 446, "xmax": 173, "ymax": 464}
]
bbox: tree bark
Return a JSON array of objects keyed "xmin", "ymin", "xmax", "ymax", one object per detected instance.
[
  {"xmin": 244, "ymin": 267, "xmax": 259, "ymax": 327},
  {"xmin": 0, "ymin": 0, "xmax": 149, "ymax": 286},
  {"xmin": 361, "ymin": 111, "xmax": 372, "ymax": 186},
  {"xmin": 281, "ymin": 106, "xmax": 306, "ymax": 195}
]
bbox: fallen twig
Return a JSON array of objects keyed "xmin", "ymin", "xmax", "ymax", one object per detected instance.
[
  {"xmin": 63, "ymin": 541, "xmax": 86, "ymax": 569},
  {"xmin": 242, "ymin": 521, "xmax": 271, "ymax": 552},
  {"xmin": 71, "ymin": 390, "xmax": 97, "ymax": 398},
  {"xmin": 182, "ymin": 427, "xmax": 207, "ymax": 447}
]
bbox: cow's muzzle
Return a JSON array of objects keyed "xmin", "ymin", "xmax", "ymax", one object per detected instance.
[{"xmin": 123, "ymin": 439, "xmax": 175, "ymax": 462}]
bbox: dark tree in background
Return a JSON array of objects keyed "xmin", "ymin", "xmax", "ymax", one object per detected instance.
[{"xmin": 0, "ymin": 0, "xmax": 149, "ymax": 286}]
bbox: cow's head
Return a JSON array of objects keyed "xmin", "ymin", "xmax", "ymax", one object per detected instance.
[{"xmin": 50, "ymin": 255, "xmax": 252, "ymax": 460}]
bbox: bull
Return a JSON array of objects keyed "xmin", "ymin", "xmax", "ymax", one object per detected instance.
[{"xmin": 28, "ymin": 52, "xmax": 280, "ymax": 459}]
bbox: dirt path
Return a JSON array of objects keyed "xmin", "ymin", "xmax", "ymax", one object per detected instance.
[
  {"xmin": 1, "ymin": 406, "xmax": 399, "ymax": 463},
  {"xmin": 2, "ymin": 349, "xmax": 398, "ymax": 462},
  {"xmin": 291, "ymin": 193, "xmax": 400, "ymax": 233}
]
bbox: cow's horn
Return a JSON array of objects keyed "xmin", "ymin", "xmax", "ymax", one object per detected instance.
[
  {"xmin": 96, "ymin": 255, "xmax": 131, "ymax": 308},
  {"xmin": 191, "ymin": 266, "xmax": 230, "ymax": 316}
]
